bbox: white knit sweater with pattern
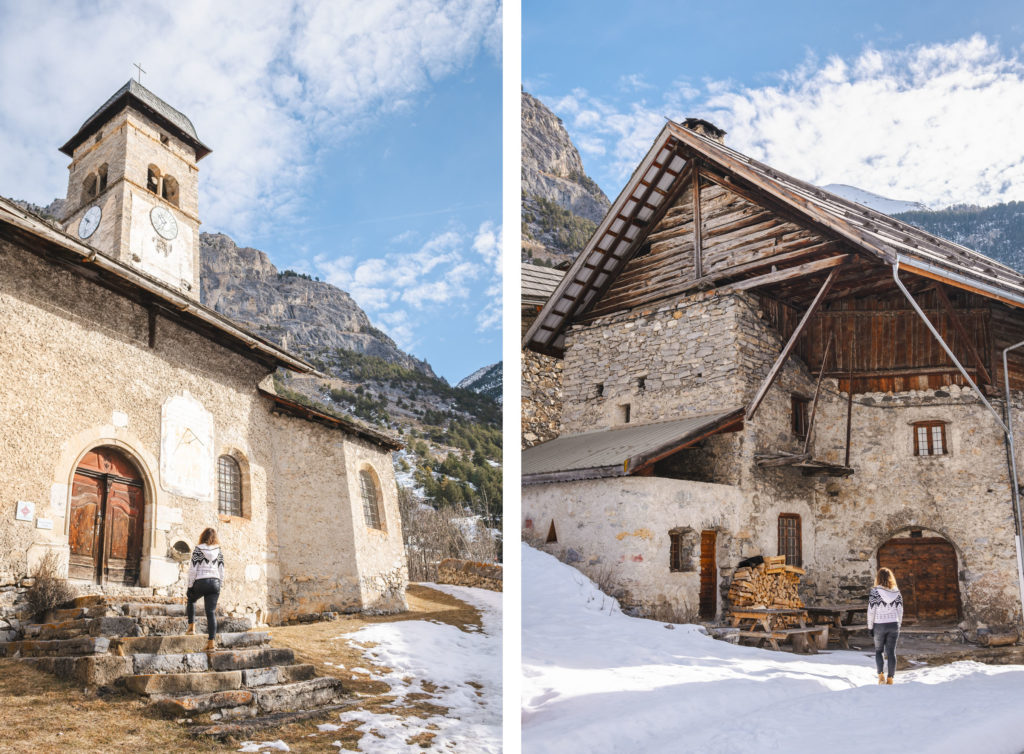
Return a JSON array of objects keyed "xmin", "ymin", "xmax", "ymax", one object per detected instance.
[
  {"xmin": 867, "ymin": 586, "xmax": 903, "ymax": 628},
  {"xmin": 187, "ymin": 544, "xmax": 225, "ymax": 588}
]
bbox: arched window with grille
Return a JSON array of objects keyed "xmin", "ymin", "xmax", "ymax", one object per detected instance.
[
  {"xmin": 217, "ymin": 454, "xmax": 242, "ymax": 517},
  {"xmin": 360, "ymin": 468, "xmax": 384, "ymax": 529}
]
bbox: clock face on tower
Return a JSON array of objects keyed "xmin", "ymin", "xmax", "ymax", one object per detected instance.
[
  {"xmin": 77, "ymin": 205, "xmax": 101, "ymax": 239},
  {"xmin": 150, "ymin": 205, "xmax": 179, "ymax": 240}
]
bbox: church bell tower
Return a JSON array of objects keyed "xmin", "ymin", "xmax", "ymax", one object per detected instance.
[{"xmin": 59, "ymin": 80, "xmax": 211, "ymax": 300}]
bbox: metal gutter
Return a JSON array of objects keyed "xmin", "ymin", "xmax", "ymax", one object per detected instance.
[{"xmin": 1002, "ymin": 341, "xmax": 1024, "ymax": 628}]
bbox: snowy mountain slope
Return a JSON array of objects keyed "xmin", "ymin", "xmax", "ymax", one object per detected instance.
[
  {"xmin": 456, "ymin": 361, "xmax": 502, "ymax": 404},
  {"xmin": 823, "ymin": 183, "xmax": 928, "ymax": 215},
  {"xmin": 522, "ymin": 544, "xmax": 1024, "ymax": 754}
]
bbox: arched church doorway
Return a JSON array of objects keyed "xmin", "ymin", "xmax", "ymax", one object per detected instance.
[
  {"xmin": 877, "ymin": 534, "xmax": 961, "ymax": 624},
  {"xmin": 68, "ymin": 447, "xmax": 145, "ymax": 585}
]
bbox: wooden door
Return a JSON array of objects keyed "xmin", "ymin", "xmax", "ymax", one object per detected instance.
[
  {"xmin": 877, "ymin": 537, "xmax": 960, "ymax": 624},
  {"xmin": 699, "ymin": 530, "xmax": 717, "ymax": 620},
  {"xmin": 68, "ymin": 448, "xmax": 145, "ymax": 585}
]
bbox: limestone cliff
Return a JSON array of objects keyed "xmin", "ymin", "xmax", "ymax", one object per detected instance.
[
  {"xmin": 200, "ymin": 232, "xmax": 435, "ymax": 377},
  {"xmin": 522, "ymin": 91, "xmax": 610, "ymax": 266}
]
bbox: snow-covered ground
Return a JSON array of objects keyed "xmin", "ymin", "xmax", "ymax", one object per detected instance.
[
  {"xmin": 522, "ymin": 543, "xmax": 1024, "ymax": 754},
  {"xmin": 324, "ymin": 583, "xmax": 501, "ymax": 753}
]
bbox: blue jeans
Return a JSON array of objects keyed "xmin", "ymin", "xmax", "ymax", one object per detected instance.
[
  {"xmin": 186, "ymin": 578, "xmax": 221, "ymax": 640},
  {"xmin": 873, "ymin": 622, "xmax": 899, "ymax": 677}
]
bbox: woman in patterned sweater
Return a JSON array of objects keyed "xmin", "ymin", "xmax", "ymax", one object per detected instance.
[
  {"xmin": 867, "ymin": 567, "xmax": 904, "ymax": 685},
  {"xmin": 185, "ymin": 527, "xmax": 225, "ymax": 651}
]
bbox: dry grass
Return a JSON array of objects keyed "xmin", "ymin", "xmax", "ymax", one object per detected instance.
[{"xmin": 0, "ymin": 584, "xmax": 484, "ymax": 753}]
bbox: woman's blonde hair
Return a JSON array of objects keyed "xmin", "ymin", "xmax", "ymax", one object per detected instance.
[
  {"xmin": 199, "ymin": 527, "xmax": 219, "ymax": 546},
  {"xmin": 875, "ymin": 567, "xmax": 897, "ymax": 590}
]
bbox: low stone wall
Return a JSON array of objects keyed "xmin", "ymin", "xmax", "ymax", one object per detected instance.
[{"xmin": 436, "ymin": 559, "xmax": 503, "ymax": 592}]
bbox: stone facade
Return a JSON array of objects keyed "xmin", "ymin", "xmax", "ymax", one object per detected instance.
[{"xmin": 524, "ymin": 287, "xmax": 1024, "ymax": 633}]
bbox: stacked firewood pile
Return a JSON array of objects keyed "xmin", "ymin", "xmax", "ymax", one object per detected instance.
[{"xmin": 726, "ymin": 556, "xmax": 806, "ymax": 625}]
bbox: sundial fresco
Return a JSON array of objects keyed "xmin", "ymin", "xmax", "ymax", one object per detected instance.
[{"xmin": 160, "ymin": 393, "xmax": 214, "ymax": 501}]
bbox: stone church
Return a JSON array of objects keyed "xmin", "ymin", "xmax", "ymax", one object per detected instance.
[
  {"xmin": 0, "ymin": 80, "xmax": 408, "ymax": 624},
  {"xmin": 523, "ymin": 118, "xmax": 1024, "ymax": 635}
]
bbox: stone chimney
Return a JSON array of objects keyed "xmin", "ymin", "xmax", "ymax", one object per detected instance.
[{"xmin": 681, "ymin": 118, "xmax": 726, "ymax": 144}]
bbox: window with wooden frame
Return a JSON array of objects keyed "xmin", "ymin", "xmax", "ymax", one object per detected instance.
[
  {"xmin": 669, "ymin": 531, "xmax": 683, "ymax": 571},
  {"xmin": 217, "ymin": 455, "xmax": 242, "ymax": 517},
  {"xmin": 913, "ymin": 421, "xmax": 947, "ymax": 456},
  {"xmin": 359, "ymin": 468, "xmax": 384, "ymax": 529},
  {"xmin": 791, "ymin": 395, "xmax": 810, "ymax": 440},
  {"xmin": 778, "ymin": 513, "xmax": 802, "ymax": 567}
]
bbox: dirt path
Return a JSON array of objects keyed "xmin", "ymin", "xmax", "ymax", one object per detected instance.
[{"xmin": 0, "ymin": 584, "xmax": 483, "ymax": 753}]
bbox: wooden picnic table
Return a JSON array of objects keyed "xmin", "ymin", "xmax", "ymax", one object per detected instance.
[
  {"xmin": 729, "ymin": 608, "xmax": 826, "ymax": 653},
  {"xmin": 804, "ymin": 603, "xmax": 868, "ymax": 648}
]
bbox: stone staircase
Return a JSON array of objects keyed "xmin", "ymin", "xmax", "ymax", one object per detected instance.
[{"xmin": 0, "ymin": 595, "xmax": 346, "ymax": 737}]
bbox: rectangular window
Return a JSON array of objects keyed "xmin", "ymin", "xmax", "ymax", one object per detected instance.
[
  {"xmin": 791, "ymin": 395, "xmax": 810, "ymax": 440},
  {"xmin": 913, "ymin": 421, "xmax": 947, "ymax": 456},
  {"xmin": 669, "ymin": 531, "xmax": 682, "ymax": 572},
  {"xmin": 778, "ymin": 514, "xmax": 802, "ymax": 567}
]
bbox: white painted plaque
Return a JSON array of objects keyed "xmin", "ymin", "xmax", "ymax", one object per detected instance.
[
  {"xmin": 15, "ymin": 501, "xmax": 34, "ymax": 522},
  {"xmin": 112, "ymin": 410, "xmax": 129, "ymax": 428},
  {"xmin": 161, "ymin": 392, "xmax": 214, "ymax": 501},
  {"xmin": 35, "ymin": 518, "xmax": 53, "ymax": 530}
]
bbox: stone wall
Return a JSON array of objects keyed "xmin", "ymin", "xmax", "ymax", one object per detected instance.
[
  {"xmin": 437, "ymin": 559, "xmax": 503, "ymax": 591},
  {"xmin": 522, "ymin": 348, "xmax": 562, "ymax": 448},
  {"xmin": 532, "ymin": 287, "xmax": 1024, "ymax": 631}
]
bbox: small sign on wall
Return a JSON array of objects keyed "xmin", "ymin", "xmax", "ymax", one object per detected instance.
[
  {"xmin": 15, "ymin": 501, "xmax": 35, "ymax": 522},
  {"xmin": 36, "ymin": 518, "xmax": 53, "ymax": 530}
]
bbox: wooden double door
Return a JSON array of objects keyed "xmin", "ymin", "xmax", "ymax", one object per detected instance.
[
  {"xmin": 68, "ymin": 448, "xmax": 145, "ymax": 585},
  {"xmin": 877, "ymin": 536, "xmax": 961, "ymax": 624}
]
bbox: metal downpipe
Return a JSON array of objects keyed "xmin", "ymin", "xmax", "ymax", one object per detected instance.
[{"xmin": 1002, "ymin": 340, "xmax": 1024, "ymax": 628}]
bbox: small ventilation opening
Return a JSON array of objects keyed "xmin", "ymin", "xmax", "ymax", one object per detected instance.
[
  {"xmin": 637, "ymin": 376, "xmax": 646, "ymax": 391},
  {"xmin": 546, "ymin": 521, "xmax": 558, "ymax": 543},
  {"xmin": 910, "ymin": 529, "xmax": 923, "ymax": 538},
  {"xmin": 618, "ymin": 404, "xmax": 631, "ymax": 424},
  {"xmin": 595, "ymin": 383, "xmax": 604, "ymax": 398}
]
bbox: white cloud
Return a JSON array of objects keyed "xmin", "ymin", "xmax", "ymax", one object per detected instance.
[
  {"xmin": 540, "ymin": 35, "xmax": 1024, "ymax": 209},
  {"xmin": 314, "ymin": 219, "xmax": 500, "ymax": 344},
  {"xmin": 0, "ymin": 0, "xmax": 501, "ymax": 234}
]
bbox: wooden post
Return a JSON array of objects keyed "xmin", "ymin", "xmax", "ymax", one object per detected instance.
[
  {"xmin": 803, "ymin": 332, "xmax": 834, "ymax": 455},
  {"xmin": 692, "ymin": 166, "xmax": 703, "ymax": 280},
  {"xmin": 845, "ymin": 334, "xmax": 855, "ymax": 467},
  {"xmin": 747, "ymin": 265, "xmax": 844, "ymax": 419}
]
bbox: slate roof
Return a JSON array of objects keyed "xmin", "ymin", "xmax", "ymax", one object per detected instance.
[
  {"xmin": 522, "ymin": 407, "xmax": 744, "ymax": 483},
  {"xmin": 522, "ymin": 263, "xmax": 566, "ymax": 306},
  {"xmin": 60, "ymin": 80, "xmax": 211, "ymax": 160}
]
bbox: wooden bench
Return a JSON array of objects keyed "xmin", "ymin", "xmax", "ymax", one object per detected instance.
[{"xmin": 735, "ymin": 625, "xmax": 829, "ymax": 653}]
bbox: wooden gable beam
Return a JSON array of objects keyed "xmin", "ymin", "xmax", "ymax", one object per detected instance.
[
  {"xmin": 725, "ymin": 254, "xmax": 851, "ymax": 292},
  {"xmin": 747, "ymin": 264, "xmax": 844, "ymax": 419}
]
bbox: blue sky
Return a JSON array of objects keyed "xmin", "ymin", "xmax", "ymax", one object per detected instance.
[
  {"xmin": 524, "ymin": 1, "xmax": 1024, "ymax": 209},
  {"xmin": 0, "ymin": 0, "xmax": 501, "ymax": 384}
]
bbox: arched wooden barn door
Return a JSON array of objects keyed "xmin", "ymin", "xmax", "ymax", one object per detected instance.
[
  {"xmin": 877, "ymin": 536, "xmax": 961, "ymax": 624},
  {"xmin": 68, "ymin": 448, "xmax": 145, "ymax": 585}
]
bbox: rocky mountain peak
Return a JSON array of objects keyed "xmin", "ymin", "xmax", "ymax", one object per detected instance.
[
  {"xmin": 521, "ymin": 91, "xmax": 610, "ymax": 266},
  {"xmin": 200, "ymin": 232, "xmax": 436, "ymax": 377}
]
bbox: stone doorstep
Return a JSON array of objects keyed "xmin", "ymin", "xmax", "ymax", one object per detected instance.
[
  {"xmin": 126, "ymin": 669, "xmax": 243, "ymax": 696},
  {"xmin": 111, "ymin": 631, "xmax": 268, "ymax": 656},
  {"xmin": 190, "ymin": 704, "xmax": 353, "ymax": 741},
  {"xmin": 20, "ymin": 654, "xmax": 133, "ymax": 687},
  {"xmin": 208, "ymin": 647, "xmax": 295, "ymax": 672},
  {"xmin": 0, "ymin": 635, "xmax": 110, "ymax": 658},
  {"xmin": 255, "ymin": 677, "xmax": 345, "ymax": 714},
  {"xmin": 132, "ymin": 647, "xmax": 296, "ymax": 675},
  {"xmin": 149, "ymin": 688, "xmax": 255, "ymax": 718},
  {"xmin": 122, "ymin": 603, "xmax": 187, "ymax": 617}
]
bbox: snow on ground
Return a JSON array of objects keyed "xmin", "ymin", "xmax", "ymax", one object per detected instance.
[
  {"xmin": 328, "ymin": 583, "xmax": 501, "ymax": 753},
  {"xmin": 522, "ymin": 543, "xmax": 1024, "ymax": 754}
]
